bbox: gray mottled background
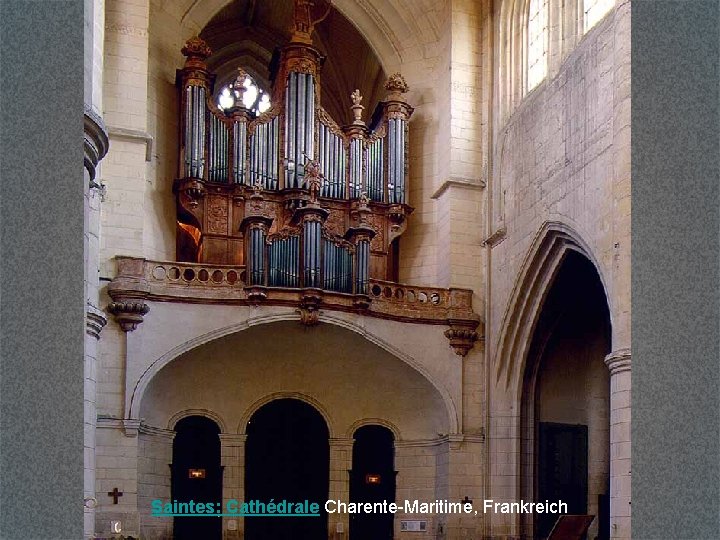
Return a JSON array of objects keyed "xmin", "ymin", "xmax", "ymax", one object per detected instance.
[
  {"xmin": 0, "ymin": 1, "xmax": 719, "ymax": 539},
  {"xmin": 632, "ymin": 1, "xmax": 719, "ymax": 539},
  {"xmin": 0, "ymin": 0, "xmax": 84, "ymax": 538}
]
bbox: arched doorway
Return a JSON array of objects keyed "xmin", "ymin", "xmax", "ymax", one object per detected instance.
[
  {"xmin": 171, "ymin": 416, "xmax": 222, "ymax": 540},
  {"xmin": 349, "ymin": 425, "xmax": 396, "ymax": 540},
  {"xmin": 245, "ymin": 398, "xmax": 329, "ymax": 540},
  {"xmin": 521, "ymin": 250, "xmax": 611, "ymax": 540}
]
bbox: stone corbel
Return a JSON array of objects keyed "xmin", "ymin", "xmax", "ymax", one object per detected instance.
[
  {"xmin": 107, "ymin": 300, "xmax": 150, "ymax": 332},
  {"xmin": 387, "ymin": 204, "xmax": 412, "ymax": 243},
  {"xmin": 107, "ymin": 257, "xmax": 150, "ymax": 332},
  {"xmin": 298, "ymin": 291, "xmax": 323, "ymax": 326},
  {"xmin": 444, "ymin": 321, "xmax": 480, "ymax": 357},
  {"xmin": 444, "ymin": 289, "xmax": 484, "ymax": 357}
]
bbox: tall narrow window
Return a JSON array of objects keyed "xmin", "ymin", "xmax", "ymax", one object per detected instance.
[
  {"xmin": 527, "ymin": 0, "xmax": 548, "ymax": 92},
  {"xmin": 584, "ymin": 0, "xmax": 614, "ymax": 33}
]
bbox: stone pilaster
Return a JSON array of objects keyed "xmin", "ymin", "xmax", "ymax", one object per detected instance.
[
  {"xmin": 220, "ymin": 434, "xmax": 246, "ymax": 539},
  {"xmin": 95, "ymin": 418, "xmax": 141, "ymax": 538},
  {"xmin": 137, "ymin": 425, "xmax": 174, "ymax": 540},
  {"xmin": 605, "ymin": 349, "xmax": 631, "ymax": 539},
  {"xmin": 328, "ymin": 438, "xmax": 353, "ymax": 539}
]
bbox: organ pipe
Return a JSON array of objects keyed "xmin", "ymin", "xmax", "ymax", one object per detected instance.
[{"xmin": 177, "ymin": 34, "xmax": 413, "ymax": 291}]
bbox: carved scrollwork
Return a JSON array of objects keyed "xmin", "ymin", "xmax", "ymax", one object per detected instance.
[
  {"xmin": 248, "ymin": 108, "xmax": 281, "ymax": 135},
  {"xmin": 267, "ymin": 227, "xmax": 302, "ymax": 243},
  {"xmin": 317, "ymin": 107, "xmax": 345, "ymax": 138},
  {"xmin": 207, "ymin": 198, "xmax": 228, "ymax": 234},
  {"xmin": 298, "ymin": 291, "xmax": 323, "ymax": 326},
  {"xmin": 323, "ymin": 210, "xmax": 346, "ymax": 237},
  {"xmin": 367, "ymin": 213, "xmax": 386, "ymax": 251},
  {"xmin": 321, "ymin": 229, "xmax": 355, "ymax": 252}
]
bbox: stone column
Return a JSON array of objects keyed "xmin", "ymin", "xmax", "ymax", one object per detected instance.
[
  {"xmin": 605, "ymin": 349, "xmax": 631, "ymax": 539},
  {"xmin": 328, "ymin": 438, "xmax": 353, "ymax": 540},
  {"xmin": 83, "ymin": 98, "xmax": 109, "ymax": 540},
  {"xmin": 220, "ymin": 434, "xmax": 246, "ymax": 539}
]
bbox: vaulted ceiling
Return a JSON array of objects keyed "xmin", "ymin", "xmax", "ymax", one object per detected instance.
[{"xmin": 199, "ymin": 0, "xmax": 387, "ymax": 126}]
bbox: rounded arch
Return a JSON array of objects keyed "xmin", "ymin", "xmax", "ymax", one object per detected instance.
[
  {"xmin": 238, "ymin": 392, "xmax": 335, "ymax": 437},
  {"xmin": 130, "ymin": 312, "xmax": 458, "ymax": 434},
  {"xmin": 346, "ymin": 418, "xmax": 401, "ymax": 441},
  {"xmin": 175, "ymin": 0, "xmax": 405, "ymax": 72},
  {"xmin": 167, "ymin": 408, "xmax": 229, "ymax": 434},
  {"xmin": 493, "ymin": 220, "xmax": 611, "ymax": 394}
]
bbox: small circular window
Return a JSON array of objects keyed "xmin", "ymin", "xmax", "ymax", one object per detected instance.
[{"xmin": 217, "ymin": 71, "xmax": 271, "ymax": 117}]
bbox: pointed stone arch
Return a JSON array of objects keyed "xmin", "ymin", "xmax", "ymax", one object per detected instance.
[{"xmin": 493, "ymin": 221, "xmax": 611, "ymax": 393}]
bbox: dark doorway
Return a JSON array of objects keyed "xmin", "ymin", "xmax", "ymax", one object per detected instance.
[
  {"xmin": 171, "ymin": 416, "xmax": 222, "ymax": 540},
  {"xmin": 245, "ymin": 398, "xmax": 329, "ymax": 540},
  {"xmin": 523, "ymin": 251, "xmax": 611, "ymax": 540},
  {"xmin": 349, "ymin": 425, "xmax": 396, "ymax": 540},
  {"xmin": 537, "ymin": 422, "xmax": 588, "ymax": 539}
]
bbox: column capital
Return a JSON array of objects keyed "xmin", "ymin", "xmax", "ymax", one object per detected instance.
[
  {"xmin": 219, "ymin": 434, "xmax": 247, "ymax": 446},
  {"xmin": 86, "ymin": 303, "xmax": 107, "ymax": 339},
  {"xmin": 329, "ymin": 437, "xmax": 354, "ymax": 448},
  {"xmin": 605, "ymin": 348, "xmax": 631, "ymax": 375}
]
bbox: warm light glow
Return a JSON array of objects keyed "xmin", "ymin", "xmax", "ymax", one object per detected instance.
[
  {"xmin": 365, "ymin": 474, "xmax": 382, "ymax": 484},
  {"xmin": 188, "ymin": 468, "xmax": 206, "ymax": 479},
  {"xmin": 177, "ymin": 221, "xmax": 202, "ymax": 247},
  {"xmin": 527, "ymin": 0, "xmax": 548, "ymax": 92},
  {"xmin": 584, "ymin": 0, "xmax": 614, "ymax": 33}
]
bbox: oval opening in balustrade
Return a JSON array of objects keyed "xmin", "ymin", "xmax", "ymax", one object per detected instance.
[
  {"xmin": 198, "ymin": 269, "xmax": 209, "ymax": 282},
  {"xmin": 418, "ymin": 292, "xmax": 428, "ymax": 303},
  {"xmin": 430, "ymin": 293, "xmax": 441, "ymax": 305},
  {"xmin": 395, "ymin": 288, "xmax": 404, "ymax": 300},
  {"xmin": 407, "ymin": 290, "xmax": 416, "ymax": 302},
  {"xmin": 168, "ymin": 267, "xmax": 180, "ymax": 280},
  {"xmin": 371, "ymin": 284, "xmax": 382, "ymax": 297},
  {"xmin": 227, "ymin": 270, "xmax": 238, "ymax": 284},
  {"xmin": 240, "ymin": 270, "xmax": 247, "ymax": 283},
  {"xmin": 183, "ymin": 268, "xmax": 196, "ymax": 282},
  {"xmin": 152, "ymin": 266, "xmax": 166, "ymax": 280},
  {"xmin": 383, "ymin": 287, "xmax": 393, "ymax": 298},
  {"xmin": 212, "ymin": 270, "xmax": 224, "ymax": 283}
]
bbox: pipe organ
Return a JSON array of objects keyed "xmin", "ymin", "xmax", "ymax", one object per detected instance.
[{"xmin": 173, "ymin": 3, "xmax": 413, "ymax": 298}]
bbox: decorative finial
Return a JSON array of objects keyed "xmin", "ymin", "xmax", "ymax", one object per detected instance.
[
  {"xmin": 233, "ymin": 68, "xmax": 249, "ymax": 98},
  {"xmin": 181, "ymin": 36, "xmax": 212, "ymax": 60},
  {"xmin": 385, "ymin": 73, "xmax": 409, "ymax": 99},
  {"xmin": 291, "ymin": 0, "xmax": 332, "ymax": 43},
  {"xmin": 350, "ymin": 89, "xmax": 365, "ymax": 125}
]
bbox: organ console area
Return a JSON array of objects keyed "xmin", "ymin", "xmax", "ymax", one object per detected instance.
[{"xmin": 173, "ymin": 2, "xmax": 413, "ymax": 297}]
